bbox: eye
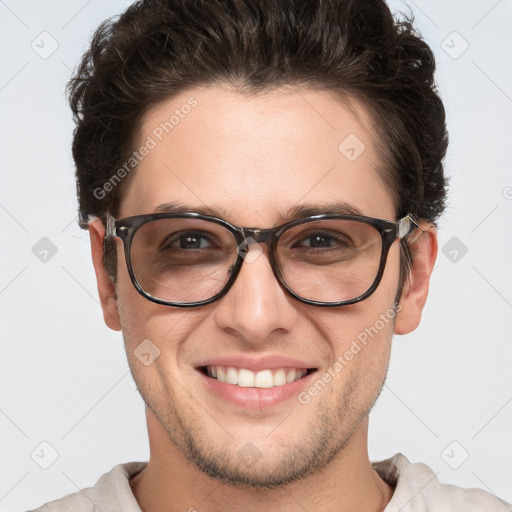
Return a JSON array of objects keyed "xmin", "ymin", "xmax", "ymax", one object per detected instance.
[
  {"xmin": 293, "ymin": 231, "xmax": 351, "ymax": 249},
  {"xmin": 162, "ymin": 231, "xmax": 216, "ymax": 250}
]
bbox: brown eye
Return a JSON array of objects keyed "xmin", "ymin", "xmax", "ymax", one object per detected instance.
[
  {"xmin": 160, "ymin": 231, "xmax": 217, "ymax": 250},
  {"xmin": 293, "ymin": 231, "xmax": 350, "ymax": 249}
]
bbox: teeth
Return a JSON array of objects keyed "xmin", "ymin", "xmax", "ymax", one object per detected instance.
[
  {"xmin": 273, "ymin": 369, "xmax": 287, "ymax": 386},
  {"xmin": 225, "ymin": 366, "xmax": 238, "ymax": 385},
  {"xmin": 217, "ymin": 366, "xmax": 226, "ymax": 382},
  {"xmin": 254, "ymin": 369, "xmax": 273, "ymax": 388},
  {"xmin": 206, "ymin": 366, "xmax": 309, "ymax": 388},
  {"xmin": 238, "ymin": 368, "xmax": 255, "ymax": 387}
]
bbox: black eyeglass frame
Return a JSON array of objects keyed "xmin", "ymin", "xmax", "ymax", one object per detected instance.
[{"xmin": 104, "ymin": 212, "xmax": 420, "ymax": 308}]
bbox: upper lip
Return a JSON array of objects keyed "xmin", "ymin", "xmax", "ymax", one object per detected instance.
[{"xmin": 194, "ymin": 355, "xmax": 318, "ymax": 372}]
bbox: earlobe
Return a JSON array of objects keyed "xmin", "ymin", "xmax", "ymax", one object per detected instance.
[
  {"xmin": 394, "ymin": 226, "xmax": 438, "ymax": 335},
  {"xmin": 88, "ymin": 218, "xmax": 122, "ymax": 331}
]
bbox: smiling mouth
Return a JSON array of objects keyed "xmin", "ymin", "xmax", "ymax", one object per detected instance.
[{"xmin": 198, "ymin": 366, "xmax": 317, "ymax": 389}]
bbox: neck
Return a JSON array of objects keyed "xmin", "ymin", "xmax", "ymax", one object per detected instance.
[{"xmin": 130, "ymin": 410, "xmax": 393, "ymax": 512}]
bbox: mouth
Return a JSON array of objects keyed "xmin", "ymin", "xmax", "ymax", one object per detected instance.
[{"xmin": 198, "ymin": 365, "xmax": 318, "ymax": 389}]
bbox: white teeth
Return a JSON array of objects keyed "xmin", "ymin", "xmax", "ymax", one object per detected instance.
[
  {"xmin": 225, "ymin": 367, "xmax": 238, "ymax": 385},
  {"xmin": 238, "ymin": 368, "xmax": 255, "ymax": 387},
  {"xmin": 216, "ymin": 366, "xmax": 226, "ymax": 383},
  {"xmin": 254, "ymin": 369, "xmax": 273, "ymax": 388},
  {"xmin": 273, "ymin": 369, "xmax": 287, "ymax": 386},
  {"xmin": 205, "ymin": 365, "xmax": 310, "ymax": 388},
  {"xmin": 286, "ymin": 368, "xmax": 296, "ymax": 383}
]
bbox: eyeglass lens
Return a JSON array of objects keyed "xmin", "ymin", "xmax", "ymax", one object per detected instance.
[{"xmin": 128, "ymin": 217, "xmax": 383, "ymax": 305}]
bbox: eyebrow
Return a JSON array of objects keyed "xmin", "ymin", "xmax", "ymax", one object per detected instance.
[
  {"xmin": 285, "ymin": 202, "xmax": 364, "ymax": 219},
  {"xmin": 154, "ymin": 201, "xmax": 365, "ymax": 223}
]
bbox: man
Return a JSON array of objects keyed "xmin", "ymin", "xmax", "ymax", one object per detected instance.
[{"xmin": 33, "ymin": 0, "xmax": 510, "ymax": 510}]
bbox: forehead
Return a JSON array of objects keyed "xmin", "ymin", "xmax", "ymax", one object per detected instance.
[{"xmin": 120, "ymin": 85, "xmax": 395, "ymax": 224}]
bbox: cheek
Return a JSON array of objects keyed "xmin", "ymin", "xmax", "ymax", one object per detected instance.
[
  {"xmin": 302, "ymin": 243, "xmax": 401, "ymax": 386},
  {"xmin": 117, "ymin": 298, "xmax": 206, "ymax": 413},
  {"xmin": 313, "ymin": 304, "xmax": 395, "ymax": 369},
  {"xmin": 113, "ymin": 241, "xmax": 218, "ymax": 378},
  {"xmin": 113, "ymin": 238, "xmax": 194, "ymax": 348},
  {"xmin": 319, "ymin": 310, "xmax": 394, "ymax": 406},
  {"xmin": 115, "ymin": 265, "xmax": 212, "ymax": 380},
  {"xmin": 117, "ymin": 293, "xmax": 203, "ymax": 356}
]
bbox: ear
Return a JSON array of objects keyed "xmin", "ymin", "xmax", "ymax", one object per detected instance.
[
  {"xmin": 88, "ymin": 218, "xmax": 122, "ymax": 331},
  {"xmin": 394, "ymin": 226, "xmax": 438, "ymax": 335}
]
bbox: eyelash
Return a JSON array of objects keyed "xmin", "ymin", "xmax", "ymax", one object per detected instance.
[{"xmin": 162, "ymin": 232, "xmax": 218, "ymax": 250}]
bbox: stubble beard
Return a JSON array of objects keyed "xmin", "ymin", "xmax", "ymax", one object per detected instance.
[{"xmin": 140, "ymin": 361, "xmax": 389, "ymax": 490}]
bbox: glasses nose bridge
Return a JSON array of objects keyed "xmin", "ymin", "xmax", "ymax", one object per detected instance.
[
  {"xmin": 240, "ymin": 226, "xmax": 276, "ymax": 246},
  {"xmin": 235, "ymin": 226, "xmax": 282, "ymax": 293}
]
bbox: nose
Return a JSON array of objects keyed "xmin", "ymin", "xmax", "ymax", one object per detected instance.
[{"xmin": 213, "ymin": 242, "xmax": 300, "ymax": 346}]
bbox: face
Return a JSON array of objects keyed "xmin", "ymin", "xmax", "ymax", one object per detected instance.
[{"xmin": 91, "ymin": 85, "xmax": 432, "ymax": 488}]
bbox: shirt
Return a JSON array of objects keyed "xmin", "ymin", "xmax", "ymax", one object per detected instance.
[{"xmin": 30, "ymin": 453, "xmax": 511, "ymax": 511}]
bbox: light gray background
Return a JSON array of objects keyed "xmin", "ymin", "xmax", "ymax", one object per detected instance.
[{"xmin": 1, "ymin": 0, "xmax": 511, "ymax": 509}]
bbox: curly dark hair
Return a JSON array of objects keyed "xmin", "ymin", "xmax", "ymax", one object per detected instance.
[{"xmin": 67, "ymin": 0, "xmax": 448, "ymax": 286}]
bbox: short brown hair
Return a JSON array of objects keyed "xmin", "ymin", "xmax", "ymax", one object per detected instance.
[{"xmin": 68, "ymin": 0, "xmax": 448, "ymax": 285}]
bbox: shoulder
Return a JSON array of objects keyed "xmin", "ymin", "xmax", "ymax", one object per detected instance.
[
  {"xmin": 28, "ymin": 462, "xmax": 146, "ymax": 512},
  {"xmin": 373, "ymin": 453, "xmax": 511, "ymax": 512}
]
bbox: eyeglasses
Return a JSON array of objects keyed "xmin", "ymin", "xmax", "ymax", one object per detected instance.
[{"xmin": 104, "ymin": 211, "xmax": 421, "ymax": 308}]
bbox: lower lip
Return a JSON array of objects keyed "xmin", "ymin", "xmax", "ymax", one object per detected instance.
[{"xmin": 197, "ymin": 369, "xmax": 317, "ymax": 410}]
